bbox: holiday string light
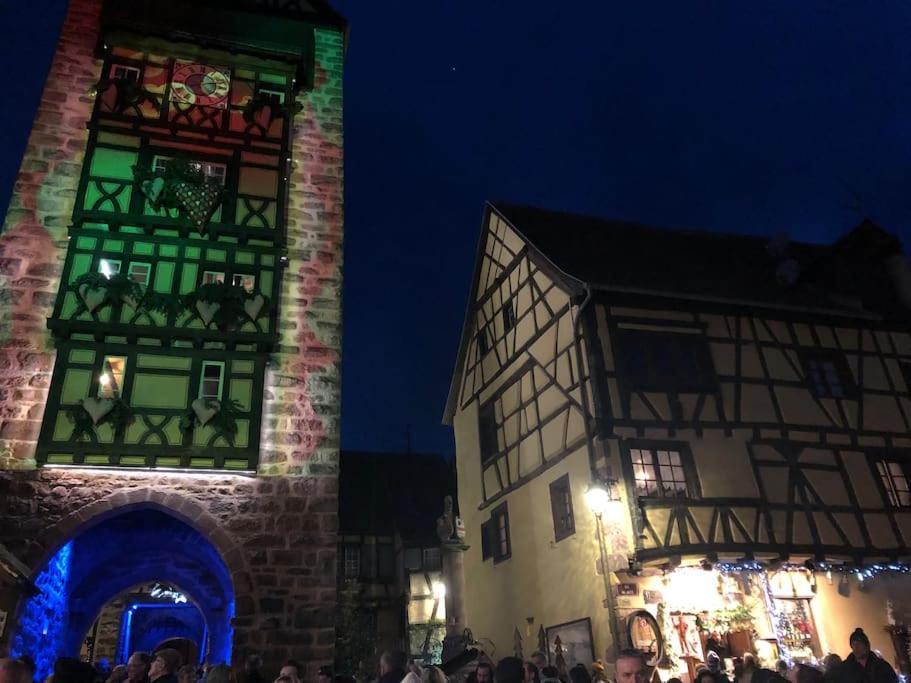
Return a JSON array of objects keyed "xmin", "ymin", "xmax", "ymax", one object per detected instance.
[{"xmin": 714, "ymin": 560, "xmax": 911, "ymax": 579}]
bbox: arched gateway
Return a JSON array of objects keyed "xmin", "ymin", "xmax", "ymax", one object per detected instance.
[{"xmin": 12, "ymin": 505, "xmax": 235, "ymax": 676}]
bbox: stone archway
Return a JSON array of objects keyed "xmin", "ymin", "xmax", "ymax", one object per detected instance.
[{"xmin": 11, "ymin": 504, "xmax": 237, "ymax": 678}]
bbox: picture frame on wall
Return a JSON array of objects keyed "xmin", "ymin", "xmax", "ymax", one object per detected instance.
[{"xmin": 545, "ymin": 618, "xmax": 596, "ymax": 670}]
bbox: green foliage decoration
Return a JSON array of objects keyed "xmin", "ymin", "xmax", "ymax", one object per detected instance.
[
  {"xmin": 95, "ymin": 77, "xmax": 160, "ymax": 116},
  {"xmin": 66, "ymin": 397, "xmax": 132, "ymax": 442},
  {"xmin": 71, "ymin": 272, "xmax": 145, "ymax": 314},
  {"xmin": 179, "ymin": 398, "xmax": 245, "ymax": 445},
  {"xmin": 181, "ymin": 282, "xmax": 267, "ymax": 332}
]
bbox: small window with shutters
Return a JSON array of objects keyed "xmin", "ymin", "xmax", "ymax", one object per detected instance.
[{"xmin": 549, "ymin": 474, "xmax": 575, "ymax": 542}]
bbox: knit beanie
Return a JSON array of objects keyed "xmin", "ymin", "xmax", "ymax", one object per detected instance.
[
  {"xmin": 850, "ymin": 628, "xmax": 870, "ymax": 648},
  {"xmin": 707, "ymin": 651, "xmax": 722, "ymax": 673}
]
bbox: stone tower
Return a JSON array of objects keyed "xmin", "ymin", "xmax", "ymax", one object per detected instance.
[{"xmin": 0, "ymin": 0, "xmax": 344, "ymax": 675}]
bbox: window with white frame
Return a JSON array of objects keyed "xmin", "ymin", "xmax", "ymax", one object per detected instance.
[
  {"xmin": 98, "ymin": 356, "xmax": 127, "ymax": 399},
  {"xmin": 202, "ymin": 271, "xmax": 225, "ymax": 285},
  {"xmin": 199, "ymin": 362, "xmax": 224, "ymax": 400},
  {"xmin": 630, "ymin": 447, "xmax": 691, "ymax": 498},
  {"xmin": 876, "ymin": 460, "xmax": 911, "ymax": 508},
  {"xmin": 127, "ymin": 262, "xmax": 152, "ymax": 286},
  {"xmin": 98, "ymin": 259, "xmax": 121, "ymax": 278},
  {"xmin": 110, "ymin": 64, "xmax": 140, "ymax": 82},
  {"xmin": 232, "ymin": 273, "xmax": 256, "ymax": 292}
]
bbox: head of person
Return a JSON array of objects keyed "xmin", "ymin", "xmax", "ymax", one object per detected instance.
[
  {"xmin": 420, "ymin": 668, "xmax": 447, "ymax": 683},
  {"xmin": 203, "ymin": 665, "xmax": 233, "ymax": 683},
  {"xmin": 0, "ymin": 659, "xmax": 27, "ymax": 683},
  {"xmin": 523, "ymin": 664, "xmax": 539, "ymax": 683},
  {"xmin": 52, "ymin": 659, "xmax": 96, "ymax": 683},
  {"xmin": 275, "ymin": 678, "xmax": 293, "ymax": 683},
  {"xmin": 787, "ymin": 665, "xmax": 823, "ymax": 683},
  {"xmin": 380, "ymin": 653, "xmax": 407, "ymax": 677},
  {"xmin": 530, "ymin": 655, "xmax": 547, "ymax": 674},
  {"xmin": 149, "ymin": 650, "xmax": 181, "ymax": 683},
  {"xmin": 569, "ymin": 665, "xmax": 590, "ymax": 683},
  {"xmin": 317, "ymin": 668, "xmax": 333, "ymax": 683},
  {"xmin": 615, "ymin": 651, "xmax": 648, "ymax": 683},
  {"xmin": 540, "ymin": 668, "xmax": 560, "ymax": 683},
  {"xmin": 822, "ymin": 654, "xmax": 841, "ymax": 674},
  {"xmin": 850, "ymin": 629, "xmax": 871, "ymax": 661},
  {"xmin": 127, "ymin": 654, "xmax": 152, "ymax": 683},
  {"xmin": 706, "ymin": 653, "xmax": 722, "ymax": 675},
  {"xmin": 178, "ymin": 666, "xmax": 197, "ymax": 683},
  {"xmin": 694, "ymin": 672, "xmax": 717, "ymax": 683},
  {"xmin": 775, "ymin": 661, "xmax": 789, "ymax": 675},
  {"xmin": 741, "ymin": 654, "xmax": 756, "ymax": 674},
  {"xmin": 667, "ymin": 679, "xmax": 683, "ymax": 683},
  {"xmin": 476, "ymin": 664, "xmax": 494, "ymax": 683},
  {"xmin": 495, "ymin": 658, "xmax": 525, "ymax": 683},
  {"xmin": 278, "ymin": 662, "xmax": 302, "ymax": 683}
]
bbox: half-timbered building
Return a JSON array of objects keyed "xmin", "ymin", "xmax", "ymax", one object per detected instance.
[{"xmin": 445, "ymin": 203, "xmax": 911, "ymax": 677}]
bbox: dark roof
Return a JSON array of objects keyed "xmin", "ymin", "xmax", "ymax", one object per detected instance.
[
  {"xmin": 338, "ymin": 451, "xmax": 456, "ymax": 545},
  {"xmin": 492, "ymin": 202, "xmax": 906, "ymax": 317}
]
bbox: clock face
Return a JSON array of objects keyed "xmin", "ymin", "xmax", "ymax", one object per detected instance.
[{"xmin": 170, "ymin": 62, "xmax": 231, "ymax": 109}]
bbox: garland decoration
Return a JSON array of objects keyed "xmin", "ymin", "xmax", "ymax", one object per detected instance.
[
  {"xmin": 181, "ymin": 282, "xmax": 267, "ymax": 331},
  {"xmin": 95, "ymin": 77, "xmax": 160, "ymax": 116},
  {"xmin": 242, "ymin": 91, "xmax": 303, "ymax": 134},
  {"xmin": 72, "ymin": 272, "xmax": 145, "ymax": 314},
  {"xmin": 66, "ymin": 397, "xmax": 132, "ymax": 441},
  {"xmin": 179, "ymin": 398, "xmax": 245, "ymax": 445}
]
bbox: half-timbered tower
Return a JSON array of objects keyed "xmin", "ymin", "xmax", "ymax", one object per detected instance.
[
  {"xmin": 0, "ymin": 0, "xmax": 344, "ymax": 675},
  {"xmin": 445, "ymin": 203, "xmax": 911, "ymax": 676}
]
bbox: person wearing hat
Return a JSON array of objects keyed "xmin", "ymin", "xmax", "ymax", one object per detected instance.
[{"xmin": 834, "ymin": 628, "xmax": 897, "ymax": 683}]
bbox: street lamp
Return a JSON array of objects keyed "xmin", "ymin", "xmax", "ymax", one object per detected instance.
[{"xmin": 586, "ymin": 477, "xmax": 622, "ymax": 660}]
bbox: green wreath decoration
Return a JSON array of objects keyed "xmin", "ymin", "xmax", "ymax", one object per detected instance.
[
  {"xmin": 71, "ymin": 272, "xmax": 145, "ymax": 314},
  {"xmin": 66, "ymin": 397, "xmax": 133, "ymax": 442}
]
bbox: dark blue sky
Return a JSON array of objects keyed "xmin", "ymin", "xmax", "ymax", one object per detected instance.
[{"xmin": 3, "ymin": 2, "xmax": 911, "ymax": 456}]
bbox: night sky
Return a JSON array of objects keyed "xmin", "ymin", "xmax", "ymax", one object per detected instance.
[{"xmin": 3, "ymin": 2, "xmax": 911, "ymax": 457}]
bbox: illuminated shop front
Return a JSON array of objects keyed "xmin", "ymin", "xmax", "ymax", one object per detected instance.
[{"xmin": 617, "ymin": 563, "xmax": 911, "ymax": 681}]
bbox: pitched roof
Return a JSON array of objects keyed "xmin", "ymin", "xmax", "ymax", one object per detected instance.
[
  {"xmin": 492, "ymin": 202, "xmax": 898, "ymax": 316},
  {"xmin": 338, "ymin": 451, "xmax": 455, "ymax": 545}
]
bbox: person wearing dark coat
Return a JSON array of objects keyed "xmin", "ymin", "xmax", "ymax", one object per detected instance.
[
  {"xmin": 836, "ymin": 628, "xmax": 898, "ymax": 683},
  {"xmin": 377, "ymin": 652, "xmax": 407, "ymax": 683}
]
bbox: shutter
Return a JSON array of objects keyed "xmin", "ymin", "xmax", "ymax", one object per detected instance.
[{"xmin": 481, "ymin": 520, "xmax": 492, "ymax": 560}]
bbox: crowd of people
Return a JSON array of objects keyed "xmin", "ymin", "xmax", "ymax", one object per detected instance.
[{"xmin": 0, "ymin": 626, "xmax": 899, "ymax": 683}]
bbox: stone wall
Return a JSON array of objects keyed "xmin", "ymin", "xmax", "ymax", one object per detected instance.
[
  {"xmin": 0, "ymin": 471, "xmax": 337, "ymax": 674},
  {"xmin": 0, "ymin": 0, "xmax": 101, "ymax": 469},
  {"xmin": 86, "ymin": 596, "xmax": 125, "ymax": 665}
]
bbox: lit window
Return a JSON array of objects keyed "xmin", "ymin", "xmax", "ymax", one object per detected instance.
[
  {"xmin": 127, "ymin": 262, "xmax": 151, "ymax": 286},
  {"xmin": 422, "ymin": 548, "xmax": 441, "ymax": 570},
  {"xmin": 343, "ymin": 545, "xmax": 360, "ymax": 578},
  {"xmin": 202, "ymin": 271, "xmax": 225, "ymax": 285},
  {"xmin": 232, "ymin": 273, "xmax": 256, "ymax": 292},
  {"xmin": 877, "ymin": 461, "xmax": 911, "ymax": 508},
  {"xmin": 199, "ymin": 362, "xmax": 224, "ymax": 400},
  {"xmin": 804, "ymin": 353, "xmax": 852, "ymax": 398},
  {"xmin": 110, "ymin": 64, "xmax": 140, "ymax": 82},
  {"xmin": 98, "ymin": 259, "xmax": 121, "ymax": 278},
  {"xmin": 630, "ymin": 448, "xmax": 689, "ymax": 498},
  {"xmin": 98, "ymin": 356, "xmax": 127, "ymax": 399}
]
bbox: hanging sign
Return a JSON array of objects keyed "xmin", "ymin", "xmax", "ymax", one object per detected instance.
[{"xmin": 170, "ymin": 62, "xmax": 231, "ymax": 109}]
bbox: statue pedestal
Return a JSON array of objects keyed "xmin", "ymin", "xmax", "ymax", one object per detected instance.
[{"xmin": 441, "ymin": 541, "xmax": 470, "ymax": 664}]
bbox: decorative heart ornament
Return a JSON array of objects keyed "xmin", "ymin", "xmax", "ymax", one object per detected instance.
[
  {"xmin": 243, "ymin": 294, "xmax": 266, "ymax": 321},
  {"xmin": 173, "ymin": 181, "xmax": 222, "ymax": 230},
  {"xmin": 142, "ymin": 176, "xmax": 166, "ymax": 204},
  {"xmin": 122, "ymin": 295, "xmax": 139, "ymax": 309},
  {"xmin": 191, "ymin": 398, "xmax": 220, "ymax": 426},
  {"xmin": 82, "ymin": 398, "xmax": 114, "ymax": 425},
  {"xmin": 196, "ymin": 301, "xmax": 220, "ymax": 326},
  {"xmin": 78, "ymin": 284, "xmax": 107, "ymax": 313}
]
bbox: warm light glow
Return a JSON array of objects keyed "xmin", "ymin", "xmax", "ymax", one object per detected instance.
[
  {"xmin": 99, "ymin": 373, "xmax": 111, "ymax": 386},
  {"xmin": 100, "ymin": 260, "xmax": 114, "ymax": 278},
  {"xmin": 432, "ymin": 581, "xmax": 447, "ymax": 600},
  {"xmin": 585, "ymin": 482, "xmax": 611, "ymax": 516}
]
